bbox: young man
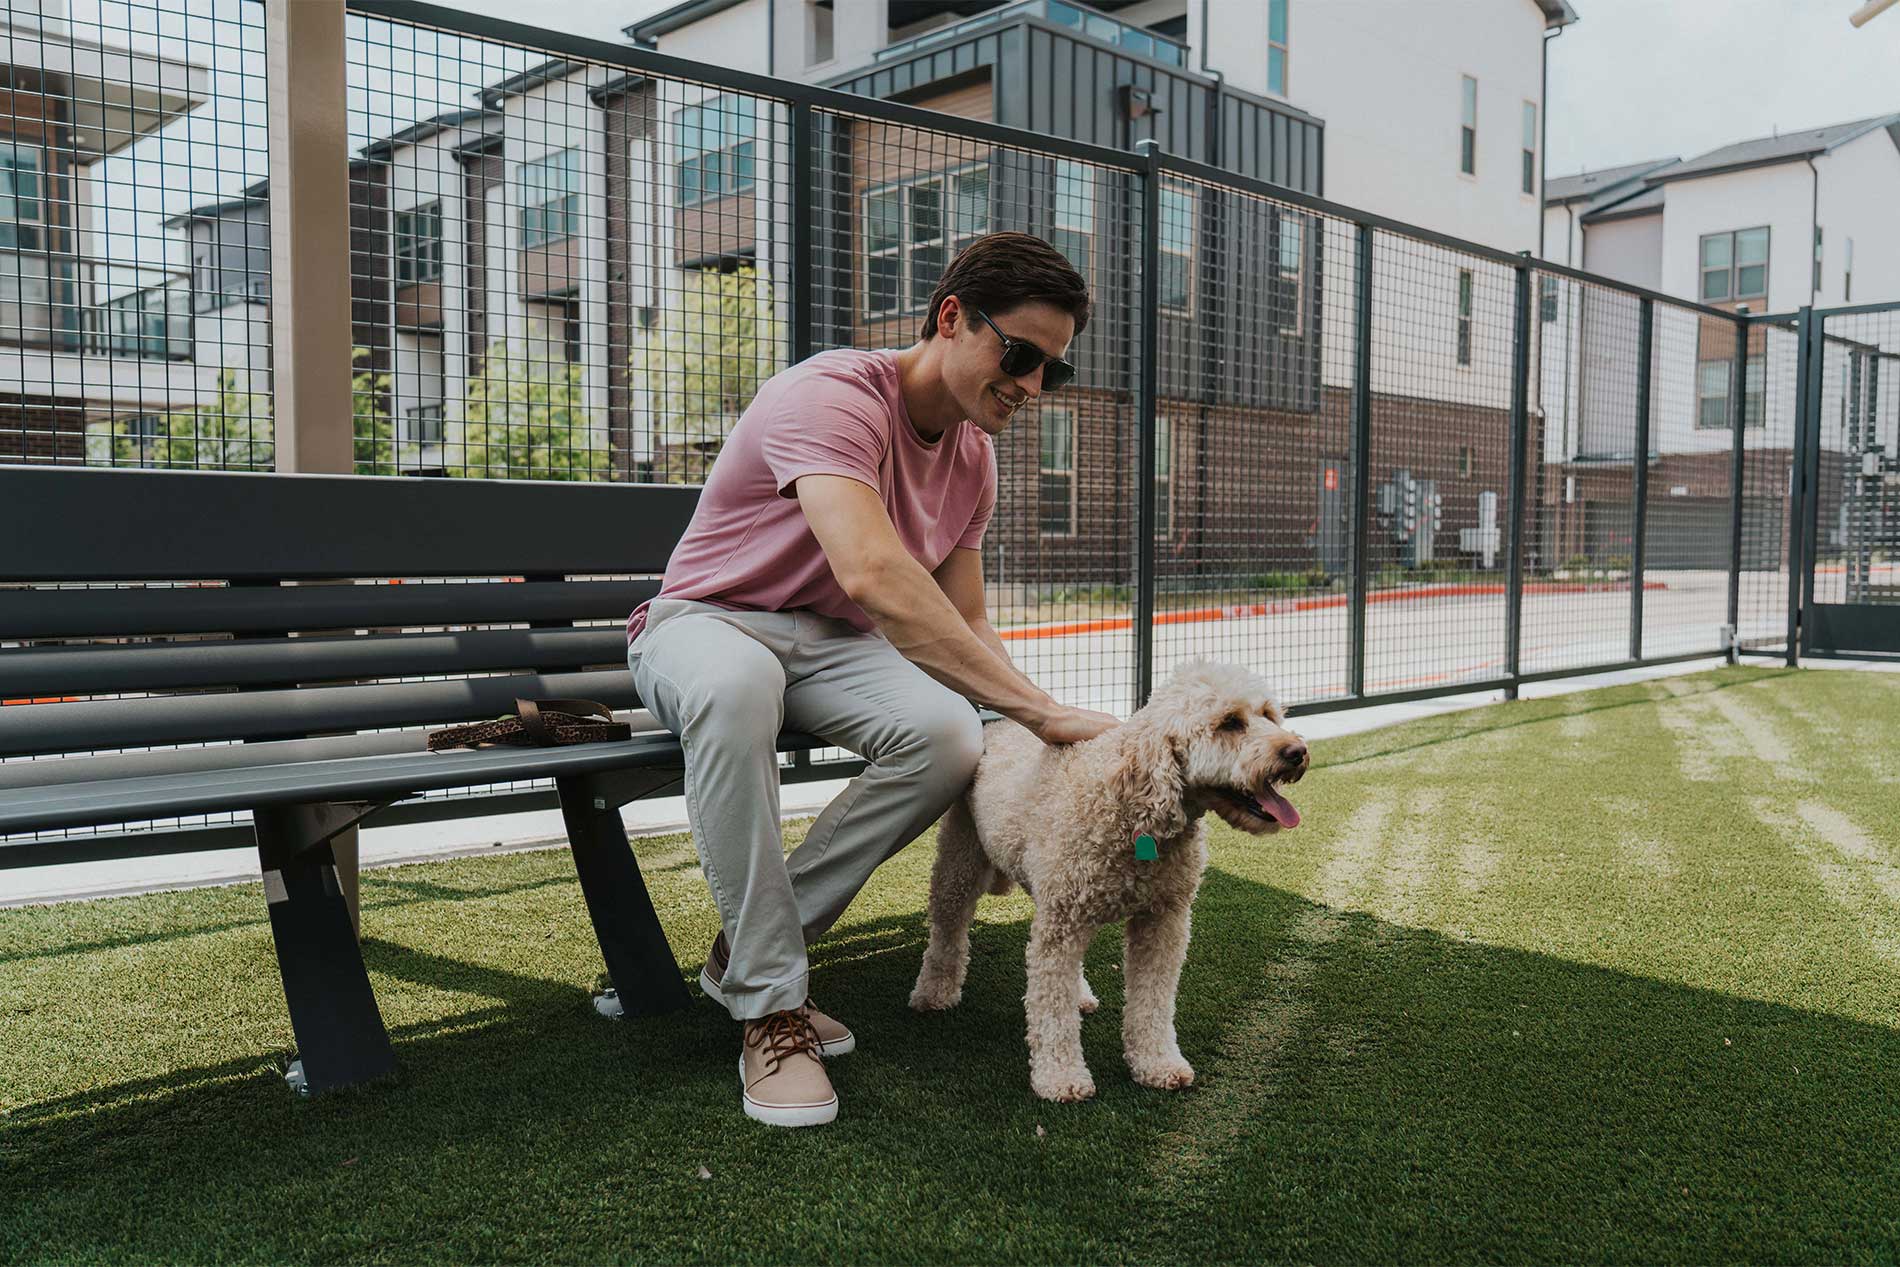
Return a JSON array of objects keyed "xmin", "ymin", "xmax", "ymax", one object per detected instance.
[{"xmin": 625, "ymin": 232, "xmax": 1120, "ymax": 1127}]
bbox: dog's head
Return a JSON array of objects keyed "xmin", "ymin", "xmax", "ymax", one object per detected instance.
[{"xmin": 1109, "ymin": 659, "xmax": 1309, "ymax": 839}]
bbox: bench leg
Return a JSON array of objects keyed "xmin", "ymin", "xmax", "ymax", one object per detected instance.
[
  {"xmin": 254, "ymin": 805, "xmax": 395, "ymax": 1094},
  {"xmin": 556, "ymin": 774, "xmax": 692, "ymax": 1019}
]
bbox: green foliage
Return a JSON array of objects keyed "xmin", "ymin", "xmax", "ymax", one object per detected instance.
[
  {"xmin": 452, "ymin": 339, "xmax": 606, "ymax": 481},
  {"xmin": 629, "ymin": 265, "xmax": 782, "ymax": 459}
]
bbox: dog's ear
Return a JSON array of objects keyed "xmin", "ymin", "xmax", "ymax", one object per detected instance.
[{"xmin": 1108, "ymin": 715, "xmax": 1188, "ymax": 840}]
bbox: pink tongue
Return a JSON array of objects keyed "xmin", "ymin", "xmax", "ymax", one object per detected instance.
[{"xmin": 1254, "ymin": 787, "xmax": 1300, "ymax": 828}]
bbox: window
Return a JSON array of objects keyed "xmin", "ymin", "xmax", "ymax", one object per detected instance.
[
  {"xmin": 1521, "ymin": 102, "xmax": 1537, "ymax": 195},
  {"xmin": 1813, "ymin": 225, "xmax": 1822, "ymax": 295},
  {"xmin": 0, "ymin": 141, "xmax": 43, "ymax": 251},
  {"xmin": 1539, "ymin": 275, "xmax": 1560, "ymax": 323},
  {"xmin": 100, "ymin": 286, "xmax": 179, "ymax": 359},
  {"xmin": 861, "ymin": 166, "xmax": 989, "ymax": 317},
  {"xmin": 1456, "ymin": 269, "xmax": 1473, "ymax": 366},
  {"xmin": 1458, "ymin": 445, "xmax": 1474, "ymax": 479},
  {"xmin": 1159, "ymin": 184, "xmax": 1194, "ymax": 311},
  {"xmin": 1845, "ymin": 237, "xmax": 1854, "ymax": 303},
  {"xmin": 1039, "ymin": 407, "xmax": 1076, "ymax": 536},
  {"xmin": 520, "ymin": 148, "xmax": 580, "ymax": 248},
  {"xmin": 676, "ymin": 95, "xmax": 757, "ymax": 206},
  {"xmin": 1696, "ymin": 358, "xmax": 1764, "ymax": 429},
  {"xmin": 1699, "ymin": 227, "xmax": 1768, "ymax": 304},
  {"xmin": 1267, "ymin": 0, "xmax": 1289, "ymax": 95},
  {"xmin": 1273, "ymin": 211, "xmax": 1304, "ymax": 335},
  {"xmin": 1460, "ymin": 76, "xmax": 1477, "ymax": 176},
  {"xmin": 395, "ymin": 201, "xmax": 443, "ymax": 285},
  {"xmin": 402, "ymin": 403, "xmax": 444, "ymax": 449},
  {"xmin": 1052, "ymin": 161, "xmax": 1094, "ymax": 284},
  {"xmin": 808, "ymin": 1, "xmax": 833, "ymax": 65},
  {"xmin": 1153, "ymin": 412, "xmax": 1175, "ymax": 539}
]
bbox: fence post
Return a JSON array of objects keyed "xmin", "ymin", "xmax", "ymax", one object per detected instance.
[
  {"xmin": 1727, "ymin": 309, "xmax": 1749, "ymax": 663},
  {"xmin": 1629, "ymin": 296, "xmax": 1653, "ymax": 663},
  {"xmin": 1797, "ymin": 305, "xmax": 1827, "ymax": 661},
  {"xmin": 790, "ymin": 102, "xmax": 814, "ymax": 364},
  {"xmin": 1786, "ymin": 306, "xmax": 1814, "ymax": 665},
  {"xmin": 1348, "ymin": 222, "xmax": 1373, "ymax": 699},
  {"xmin": 1504, "ymin": 256, "xmax": 1532, "ymax": 699},
  {"xmin": 1134, "ymin": 145, "xmax": 1161, "ymax": 710}
]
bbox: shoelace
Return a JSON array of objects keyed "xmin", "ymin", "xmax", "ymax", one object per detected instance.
[{"xmin": 743, "ymin": 1009, "xmax": 822, "ymax": 1078}]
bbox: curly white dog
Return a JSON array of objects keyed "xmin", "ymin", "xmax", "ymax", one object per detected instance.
[{"xmin": 911, "ymin": 659, "xmax": 1310, "ymax": 1102}]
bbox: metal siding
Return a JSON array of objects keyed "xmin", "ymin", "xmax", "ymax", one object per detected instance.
[
  {"xmin": 1272, "ymin": 111, "xmax": 1288, "ymax": 186},
  {"xmin": 1288, "ymin": 117, "xmax": 1303, "ymax": 188},
  {"xmin": 1042, "ymin": 28, "xmax": 1063, "ymax": 138},
  {"xmin": 996, "ymin": 27, "xmax": 1027, "ymax": 130}
]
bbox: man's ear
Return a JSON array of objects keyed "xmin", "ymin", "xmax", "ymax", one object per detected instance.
[{"xmin": 938, "ymin": 294, "xmax": 963, "ymax": 337}]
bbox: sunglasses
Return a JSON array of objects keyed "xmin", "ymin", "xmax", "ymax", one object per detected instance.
[{"xmin": 972, "ymin": 307, "xmax": 1078, "ymax": 390}]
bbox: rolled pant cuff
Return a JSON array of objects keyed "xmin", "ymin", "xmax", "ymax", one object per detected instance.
[{"xmin": 716, "ymin": 973, "xmax": 812, "ymax": 1022}]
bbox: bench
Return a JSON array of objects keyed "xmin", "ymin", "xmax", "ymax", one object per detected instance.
[{"xmin": 0, "ymin": 464, "xmax": 889, "ymax": 1094}]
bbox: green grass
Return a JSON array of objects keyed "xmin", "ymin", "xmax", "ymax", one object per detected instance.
[{"xmin": 4, "ymin": 665, "xmax": 1900, "ymax": 1264}]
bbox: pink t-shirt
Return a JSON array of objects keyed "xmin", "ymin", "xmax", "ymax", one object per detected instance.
[{"xmin": 626, "ymin": 348, "xmax": 996, "ymax": 644}]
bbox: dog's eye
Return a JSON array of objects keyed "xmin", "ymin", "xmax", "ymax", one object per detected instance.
[{"xmin": 1217, "ymin": 714, "xmax": 1246, "ymax": 732}]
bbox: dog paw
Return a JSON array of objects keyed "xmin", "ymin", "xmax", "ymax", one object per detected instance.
[
  {"xmin": 1129, "ymin": 1057, "xmax": 1195, "ymax": 1090},
  {"xmin": 1077, "ymin": 992, "xmax": 1099, "ymax": 1016},
  {"xmin": 1031, "ymin": 1067, "xmax": 1096, "ymax": 1103},
  {"xmin": 909, "ymin": 978, "xmax": 963, "ymax": 1011}
]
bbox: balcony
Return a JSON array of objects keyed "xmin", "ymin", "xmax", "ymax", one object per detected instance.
[
  {"xmin": 0, "ymin": 254, "xmax": 192, "ymax": 361},
  {"xmin": 877, "ymin": 0, "xmax": 1189, "ymax": 67}
]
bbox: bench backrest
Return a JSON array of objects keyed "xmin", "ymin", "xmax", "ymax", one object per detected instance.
[{"xmin": 0, "ymin": 466, "xmax": 699, "ymax": 760}]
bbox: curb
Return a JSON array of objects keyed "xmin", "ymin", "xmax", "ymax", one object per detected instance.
[{"xmin": 998, "ymin": 579, "xmax": 1669, "ymax": 642}]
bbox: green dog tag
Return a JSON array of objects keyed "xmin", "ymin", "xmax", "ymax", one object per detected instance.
[{"xmin": 1135, "ymin": 834, "xmax": 1158, "ymax": 861}]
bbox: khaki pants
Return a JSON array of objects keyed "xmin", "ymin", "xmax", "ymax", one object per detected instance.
[{"xmin": 629, "ymin": 598, "xmax": 984, "ymax": 1020}]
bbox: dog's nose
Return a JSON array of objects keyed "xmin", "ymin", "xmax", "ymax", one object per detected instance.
[{"xmin": 1282, "ymin": 740, "xmax": 1308, "ymax": 767}]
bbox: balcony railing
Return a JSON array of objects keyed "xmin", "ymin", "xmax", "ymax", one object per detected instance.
[
  {"xmin": 0, "ymin": 252, "xmax": 193, "ymax": 361},
  {"xmin": 876, "ymin": 0, "xmax": 1189, "ymax": 67}
]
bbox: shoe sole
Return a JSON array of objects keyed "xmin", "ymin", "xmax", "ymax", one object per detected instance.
[
  {"xmin": 701, "ymin": 966, "xmax": 857, "ymax": 1057},
  {"xmin": 739, "ymin": 1055, "xmax": 839, "ymax": 1127}
]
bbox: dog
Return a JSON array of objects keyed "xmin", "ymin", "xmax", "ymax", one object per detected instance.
[{"xmin": 910, "ymin": 659, "xmax": 1309, "ymax": 1102}]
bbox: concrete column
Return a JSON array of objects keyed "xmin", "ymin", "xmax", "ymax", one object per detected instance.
[{"xmin": 267, "ymin": 0, "xmax": 362, "ymax": 938}]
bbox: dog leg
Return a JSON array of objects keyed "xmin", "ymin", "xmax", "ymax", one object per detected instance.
[
  {"xmin": 910, "ymin": 797, "xmax": 986, "ymax": 1011},
  {"xmin": 1025, "ymin": 909, "xmax": 1096, "ymax": 1102},
  {"xmin": 1077, "ymin": 967, "xmax": 1099, "ymax": 1015},
  {"xmin": 1123, "ymin": 904, "xmax": 1195, "ymax": 1090}
]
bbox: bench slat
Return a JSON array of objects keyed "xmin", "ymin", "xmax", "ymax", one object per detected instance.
[
  {"xmin": 0, "ymin": 627, "xmax": 631, "ymax": 697},
  {"xmin": 0, "ymin": 726, "xmax": 846, "ymax": 834},
  {"xmin": 0, "ymin": 466, "xmax": 699, "ymax": 582},
  {"xmin": 0, "ymin": 580, "xmax": 655, "ymax": 640},
  {"xmin": 0, "ymin": 669, "xmax": 639, "ymax": 758}
]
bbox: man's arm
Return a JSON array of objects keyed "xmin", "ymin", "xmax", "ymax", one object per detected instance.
[
  {"xmin": 793, "ymin": 474, "xmax": 1061, "ymax": 734},
  {"xmin": 932, "ymin": 545, "xmax": 1042, "ymax": 700}
]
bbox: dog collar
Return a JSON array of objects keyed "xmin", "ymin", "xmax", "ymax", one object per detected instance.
[{"xmin": 1135, "ymin": 834, "xmax": 1158, "ymax": 861}]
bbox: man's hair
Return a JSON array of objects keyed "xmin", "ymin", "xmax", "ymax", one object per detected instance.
[{"xmin": 919, "ymin": 231, "xmax": 1091, "ymax": 342}]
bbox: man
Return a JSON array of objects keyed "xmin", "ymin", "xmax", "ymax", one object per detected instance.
[{"xmin": 625, "ymin": 231, "xmax": 1120, "ymax": 1127}]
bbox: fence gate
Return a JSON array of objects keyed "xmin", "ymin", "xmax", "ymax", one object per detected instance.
[{"xmin": 1798, "ymin": 302, "xmax": 1900, "ymax": 656}]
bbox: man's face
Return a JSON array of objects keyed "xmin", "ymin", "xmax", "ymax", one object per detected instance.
[{"xmin": 939, "ymin": 297, "xmax": 1077, "ymax": 437}]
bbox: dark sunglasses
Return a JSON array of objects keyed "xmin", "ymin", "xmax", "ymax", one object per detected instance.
[{"xmin": 972, "ymin": 307, "xmax": 1077, "ymax": 390}]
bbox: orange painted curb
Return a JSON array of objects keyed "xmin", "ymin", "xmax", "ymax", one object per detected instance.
[{"xmin": 998, "ymin": 579, "xmax": 1667, "ymax": 641}]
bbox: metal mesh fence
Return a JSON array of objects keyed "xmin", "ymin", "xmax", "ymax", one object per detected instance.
[
  {"xmin": 1811, "ymin": 308, "xmax": 1900, "ymax": 611},
  {"xmin": 0, "ymin": 0, "xmax": 270, "ymax": 468},
  {"xmin": 10, "ymin": 0, "xmax": 1892, "ymax": 865},
  {"xmin": 1739, "ymin": 315, "xmax": 1801, "ymax": 651},
  {"xmin": 1642, "ymin": 302, "xmax": 1736, "ymax": 658}
]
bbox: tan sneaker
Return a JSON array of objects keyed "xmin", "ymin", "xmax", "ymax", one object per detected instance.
[
  {"xmin": 740, "ymin": 1010, "xmax": 838, "ymax": 1128},
  {"xmin": 701, "ymin": 932, "xmax": 856, "ymax": 1056}
]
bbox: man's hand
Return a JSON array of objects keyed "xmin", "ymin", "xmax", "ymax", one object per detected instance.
[{"xmin": 1034, "ymin": 706, "xmax": 1122, "ymax": 747}]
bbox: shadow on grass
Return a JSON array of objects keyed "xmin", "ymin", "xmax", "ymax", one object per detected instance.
[{"xmin": 3, "ymin": 862, "xmax": 1897, "ymax": 1264}]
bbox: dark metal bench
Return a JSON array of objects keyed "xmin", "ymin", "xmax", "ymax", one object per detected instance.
[{"xmin": 0, "ymin": 464, "xmax": 881, "ymax": 1094}]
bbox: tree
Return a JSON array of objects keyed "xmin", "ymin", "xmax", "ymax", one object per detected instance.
[
  {"xmin": 84, "ymin": 367, "xmax": 273, "ymax": 470},
  {"xmin": 451, "ymin": 337, "xmax": 607, "ymax": 480},
  {"xmin": 629, "ymin": 264, "xmax": 782, "ymax": 482},
  {"xmin": 351, "ymin": 347, "xmax": 395, "ymax": 475}
]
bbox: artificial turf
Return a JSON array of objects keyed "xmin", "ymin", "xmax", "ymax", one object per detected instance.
[{"xmin": 3, "ymin": 664, "xmax": 1897, "ymax": 1263}]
